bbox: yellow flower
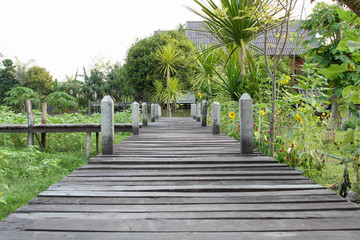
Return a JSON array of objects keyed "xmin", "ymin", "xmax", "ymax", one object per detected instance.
[
  {"xmin": 198, "ymin": 92, "xmax": 202, "ymax": 98},
  {"xmin": 285, "ymin": 76, "xmax": 291, "ymax": 81},
  {"xmin": 260, "ymin": 110, "xmax": 265, "ymax": 115},
  {"xmin": 295, "ymin": 114, "xmax": 302, "ymax": 124},
  {"xmin": 281, "ymin": 80, "xmax": 286, "ymax": 85},
  {"xmin": 229, "ymin": 112, "xmax": 235, "ymax": 119}
]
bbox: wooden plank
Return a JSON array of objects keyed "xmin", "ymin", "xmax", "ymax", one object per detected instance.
[
  {"xmin": 1, "ymin": 231, "xmax": 360, "ymax": 240},
  {"xmin": 10, "ymin": 210, "xmax": 360, "ymax": 220},
  {"xmin": 38, "ymin": 189, "xmax": 336, "ymax": 198},
  {"xmin": 17, "ymin": 202, "xmax": 360, "ymax": 213},
  {"xmin": 45, "ymin": 184, "xmax": 325, "ymax": 192},
  {"xmin": 29, "ymin": 195, "xmax": 347, "ymax": 205},
  {"xmin": 17, "ymin": 218, "xmax": 360, "ymax": 232}
]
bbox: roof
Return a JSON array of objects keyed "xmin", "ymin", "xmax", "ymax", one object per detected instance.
[{"xmin": 186, "ymin": 21, "xmax": 316, "ymax": 56}]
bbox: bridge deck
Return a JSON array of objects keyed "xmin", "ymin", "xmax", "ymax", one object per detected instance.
[{"xmin": 1, "ymin": 117, "xmax": 360, "ymax": 239}]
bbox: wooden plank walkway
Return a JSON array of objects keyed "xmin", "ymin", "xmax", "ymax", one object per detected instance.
[{"xmin": 1, "ymin": 117, "xmax": 360, "ymax": 239}]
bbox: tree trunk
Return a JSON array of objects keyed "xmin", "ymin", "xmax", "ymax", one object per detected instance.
[
  {"xmin": 269, "ymin": 70, "xmax": 277, "ymax": 157},
  {"xmin": 239, "ymin": 47, "xmax": 246, "ymax": 75},
  {"xmin": 166, "ymin": 69, "xmax": 172, "ymax": 117}
]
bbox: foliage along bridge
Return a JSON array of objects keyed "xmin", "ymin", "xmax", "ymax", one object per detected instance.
[{"xmin": 1, "ymin": 100, "xmax": 360, "ymax": 239}]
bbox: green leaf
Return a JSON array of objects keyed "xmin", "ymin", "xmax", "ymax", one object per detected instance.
[
  {"xmin": 337, "ymin": 8, "xmax": 360, "ymax": 25},
  {"xmin": 317, "ymin": 63, "xmax": 348, "ymax": 80},
  {"xmin": 338, "ymin": 105, "xmax": 348, "ymax": 118},
  {"xmin": 343, "ymin": 129, "xmax": 355, "ymax": 145},
  {"xmin": 337, "ymin": 39, "xmax": 350, "ymax": 52},
  {"xmin": 347, "ymin": 40, "xmax": 360, "ymax": 53}
]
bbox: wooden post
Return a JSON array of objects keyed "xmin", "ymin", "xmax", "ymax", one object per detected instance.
[
  {"xmin": 25, "ymin": 100, "xmax": 34, "ymax": 146},
  {"xmin": 88, "ymin": 100, "xmax": 91, "ymax": 116},
  {"xmin": 101, "ymin": 96, "xmax": 114, "ymax": 155},
  {"xmin": 202, "ymin": 100, "xmax": 207, "ymax": 127},
  {"xmin": 86, "ymin": 132, "xmax": 91, "ymax": 157},
  {"xmin": 239, "ymin": 93, "xmax": 253, "ymax": 154},
  {"xmin": 212, "ymin": 102, "xmax": 220, "ymax": 134},
  {"xmin": 151, "ymin": 104, "xmax": 155, "ymax": 122},
  {"xmin": 142, "ymin": 103, "xmax": 148, "ymax": 127},
  {"xmin": 155, "ymin": 103, "xmax": 159, "ymax": 119},
  {"xmin": 41, "ymin": 103, "xmax": 47, "ymax": 148},
  {"xmin": 196, "ymin": 103, "xmax": 201, "ymax": 122},
  {"xmin": 191, "ymin": 103, "xmax": 196, "ymax": 119},
  {"xmin": 132, "ymin": 102, "xmax": 140, "ymax": 135}
]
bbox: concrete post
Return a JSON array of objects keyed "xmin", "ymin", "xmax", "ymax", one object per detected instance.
[
  {"xmin": 212, "ymin": 102, "xmax": 220, "ymax": 134},
  {"xmin": 101, "ymin": 96, "xmax": 114, "ymax": 155},
  {"xmin": 142, "ymin": 103, "xmax": 148, "ymax": 127},
  {"xmin": 158, "ymin": 105, "xmax": 161, "ymax": 118},
  {"xmin": 191, "ymin": 103, "xmax": 196, "ymax": 119},
  {"xmin": 239, "ymin": 93, "xmax": 253, "ymax": 154},
  {"xmin": 202, "ymin": 100, "xmax": 207, "ymax": 127},
  {"xmin": 155, "ymin": 103, "xmax": 159, "ymax": 119},
  {"xmin": 196, "ymin": 102, "xmax": 201, "ymax": 122},
  {"xmin": 151, "ymin": 103, "xmax": 155, "ymax": 122},
  {"xmin": 132, "ymin": 102, "xmax": 139, "ymax": 135}
]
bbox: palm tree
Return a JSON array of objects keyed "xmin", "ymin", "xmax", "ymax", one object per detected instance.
[
  {"xmin": 155, "ymin": 44, "xmax": 185, "ymax": 117},
  {"xmin": 191, "ymin": 44, "xmax": 220, "ymax": 97},
  {"xmin": 187, "ymin": 0, "xmax": 261, "ymax": 72}
]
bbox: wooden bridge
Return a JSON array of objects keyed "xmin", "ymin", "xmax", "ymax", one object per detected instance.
[{"xmin": 1, "ymin": 117, "xmax": 360, "ymax": 239}]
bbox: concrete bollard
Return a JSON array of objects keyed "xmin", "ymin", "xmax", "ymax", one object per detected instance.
[
  {"xmin": 239, "ymin": 93, "xmax": 253, "ymax": 154},
  {"xmin": 151, "ymin": 104, "xmax": 155, "ymax": 122},
  {"xmin": 191, "ymin": 103, "xmax": 196, "ymax": 119},
  {"xmin": 101, "ymin": 96, "xmax": 114, "ymax": 155},
  {"xmin": 142, "ymin": 103, "xmax": 148, "ymax": 127},
  {"xmin": 158, "ymin": 105, "xmax": 161, "ymax": 118},
  {"xmin": 202, "ymin": 100, "xmax": 207, "ymax": 127},
  {"xmin": 132, "ymin": 102, "xmax": 139, "ymax": 135},
  {"xmin": 212, "ymin": 102, "xmax": 220, "ymax": 134},
  {"xmin": 155, "ymin": 103, "xmax": 159, "ymax": 119},
  {"xmin": 196, "ymin": 102, "xmax": 201, "ymax": 122}
]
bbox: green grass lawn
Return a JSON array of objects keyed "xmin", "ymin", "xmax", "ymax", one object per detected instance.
[{"xmin": 0, "ymin": 132, "xmax": 130, "ymax": 221}]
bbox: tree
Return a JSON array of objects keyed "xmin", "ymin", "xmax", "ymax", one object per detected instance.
[
  {"xmin": 24, "ymin": 66, "xmax": 54, "ymax": 96},
  {"xmin": 4, "ymin": 87, "xmax": 39, "ymax": 112},
  {"xmin": 106, "ymin": 64, "xmax": 135, "ymax": 102},
  {"xmin": 14, "ymin": 57, "xmax": 34, "ymax": 84},
  {"xmin": 155, "ymin": 44, "xmax": 185, "ymax": 116},
  {"xmin": 187, "ymin": 0, "xmax": 262, "ymax": 72},
  {"xmin": 45, "ymin": 91, "xmax": 77, "ymax": 113},
  {"xmin": 0, "ymin": 59, "xmax": 18, "ymax": 103},
  {"xmin": 247, "ymin": 0, "xmax": 298, "ymax": 156},
  {"xmin": 82, "ymin": 67, "xmax": 105, "ymax": 102},
  {"xmin": 302, "ymin": 3, "xmax": 360, "ymax": 135},
  {"xmin": 123, "ymin": 30, "xmax": 195, "ymax": 101}
]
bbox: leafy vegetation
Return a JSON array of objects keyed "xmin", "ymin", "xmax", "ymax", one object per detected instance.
[{"xmin": 0, "ymin": 108, "xmax": 132, "ymax": 220}]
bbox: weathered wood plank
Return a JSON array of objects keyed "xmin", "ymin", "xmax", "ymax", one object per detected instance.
[
  {"xmin": 17, "ymin": 202, "xmax": 360, "ymax": 213},
  {"xmin": 37, "ymin": 189, "xmax": 336, "ymax": 198},
  {"xmin": 29, "ymin": 195, "xmax": 347, "ymax": 205},
  {"xmin": 15, "ymin": 218, "xmax": 360, "ymax": 232},
  {"xmin": 1, "ymin": 231, "xmax": 360, "ymax": 240}
]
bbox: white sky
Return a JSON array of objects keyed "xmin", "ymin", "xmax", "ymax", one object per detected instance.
[{"xmin": 1, "ymin": 0, "xmax": 332, "ymax": 81}]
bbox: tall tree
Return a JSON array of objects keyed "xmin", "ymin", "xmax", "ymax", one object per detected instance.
[
  {"xmin": 247, "ymin": 0, "xmax": 297, "ymax": 156},
  {"xmin": 123, "ymin": 30, "xmax": 195, "ymax": 101},
  {"xmin": 0, "ymin": 59, "xmax": 18, "ymax": 103},
  {"xmin": 24, "ymin": 66, "xmax": 54, "ymax": 96}
]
